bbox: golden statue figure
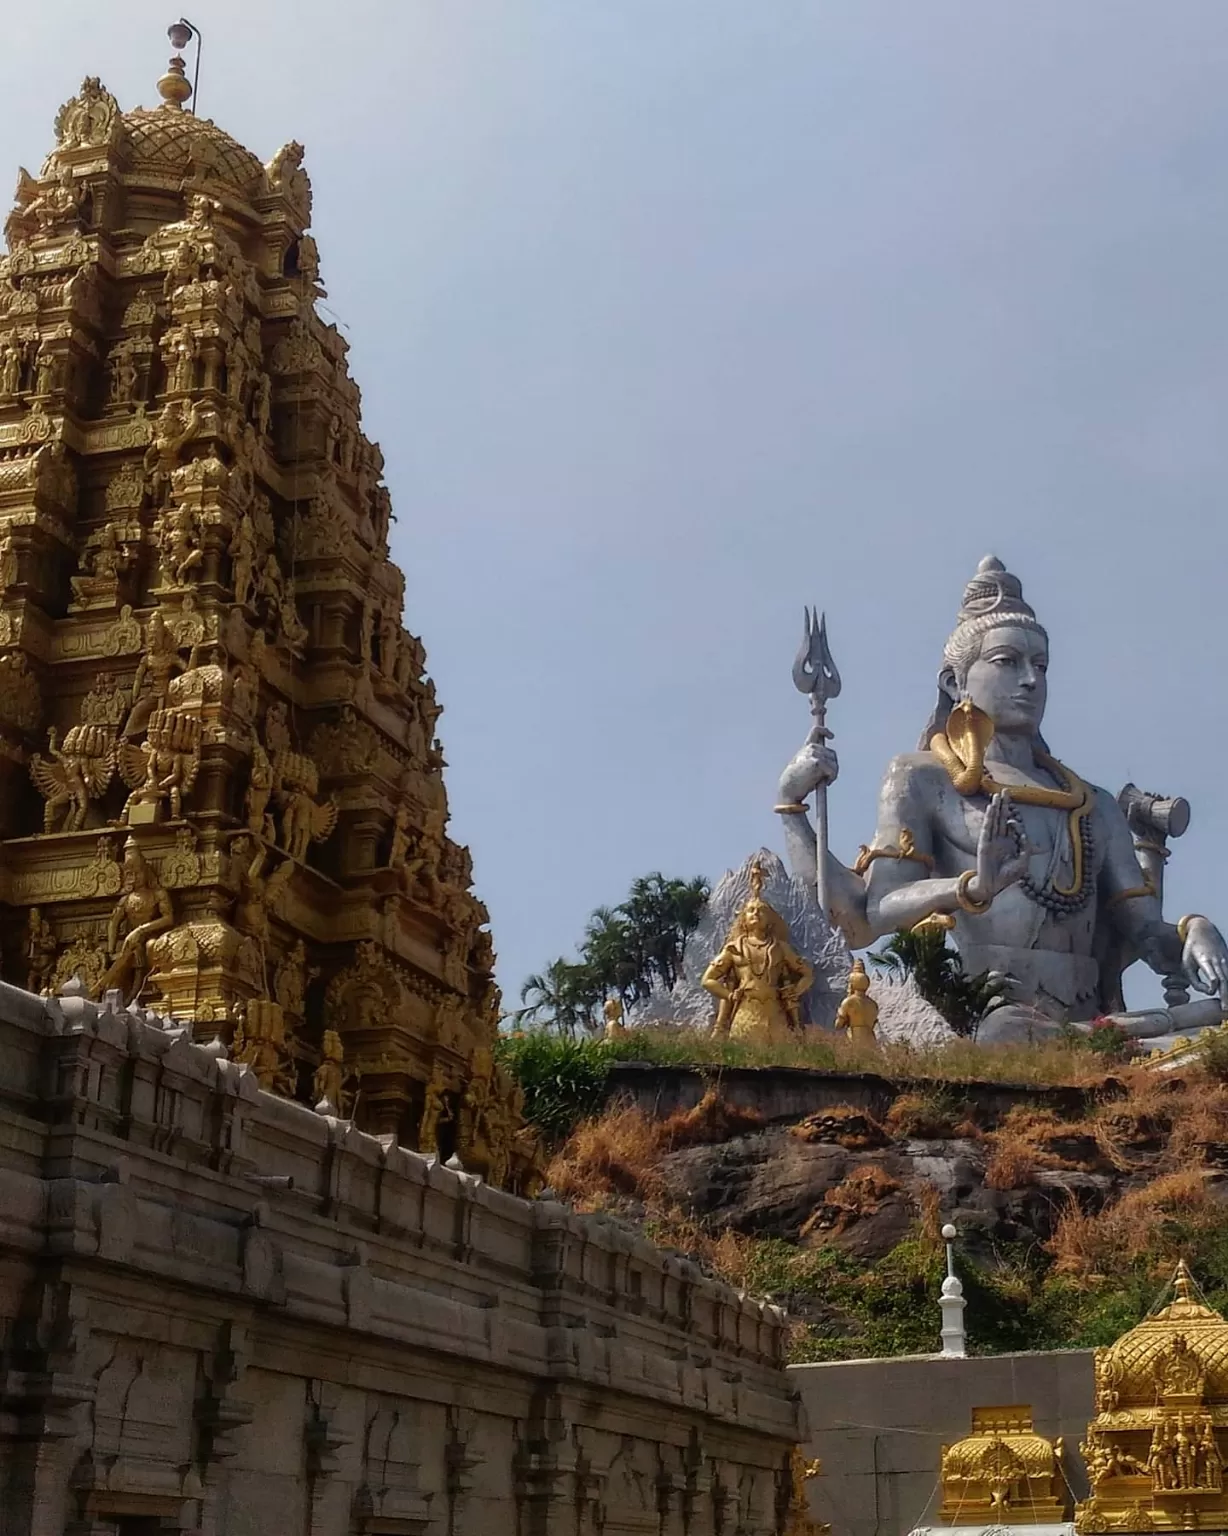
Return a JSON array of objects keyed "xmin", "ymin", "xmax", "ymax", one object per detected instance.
[
  {"xmin": 25, "ymin": 907, "xmax": 57, "ymax": 994},
  {"xmin": 603, "ymin": 996, "xmax": 626, "ymax": 1037},
  {"xmin": 418, "ymin": 1063, "xmax": 451, "ymax": 1153},
  {"xmin": 701, "ymin": 862, "xmax": 812, "ymax": 1041},
  {"xmin": 312, "ymin": 1029, "xmax": 351, "ymax": 1115},
  {"xmin": 834, "ymin": 958, "xmax": 879, "ymax": 1047},
  {"xmin": 99, "ymin": 839, "xmax": 175, "ymax": 1002}
]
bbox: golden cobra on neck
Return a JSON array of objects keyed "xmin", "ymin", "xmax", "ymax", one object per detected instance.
[{"xmin": 931, "ymin": 700, "xmax": 1093, "ymax": 900}]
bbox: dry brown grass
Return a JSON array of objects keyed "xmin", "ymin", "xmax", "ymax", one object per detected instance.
[
  {"xmin": 800, "ymin": 1164, "xmax": 902, "ymax": 1240},
  {"xmin": 545, "ymin": 1086, "xmax": 763, "ymax": 1209},
  {"xmin": 884, "ymin": 1090, "xmax": 967, "ymax": 1139},
  {"xmin": 983, "ymin": 1106, "xmax": 1083, "ymax": 1189},
  {"xmin": 546, "ymin": 1105, "xmax": 665, "ymax": 1206},
  {"xmin": 1047, "ymin": 1169, "xmax": 1221, "ymax": 1279},
  {"xmin": 658, "ymin": 1086, "xmax": 763, "ymax": 1149}
]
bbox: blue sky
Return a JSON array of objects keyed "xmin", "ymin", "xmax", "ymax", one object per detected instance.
[{"xmin": 4, "ymin": 4, "xmax": 1228, "ymax": 1010}]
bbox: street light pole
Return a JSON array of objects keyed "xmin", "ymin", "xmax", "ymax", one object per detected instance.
[{"xmin": 939, "ymin": 1222, "xmax": 967, "ymax": 1359}]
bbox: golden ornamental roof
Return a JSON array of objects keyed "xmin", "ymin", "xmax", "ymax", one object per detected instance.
[
  {"xmin": 1093, "ymin": 1261, "xmax": 1228, "ymax": 1412},
  {"xmin": 939, "ymin": 1406, "xmax": 1069, "ymax": 1527},
  {"xmin": 120, "ymin": 107, "xmax": 264, "ymax": 198},
  {"xmin": 1077, "ymin": 1262, "xmax": 1228, "ymax": 1533}
]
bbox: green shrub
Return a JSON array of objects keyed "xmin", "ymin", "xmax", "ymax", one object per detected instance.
[
  {"xmin": 496, "ymin": 1032, "xmax": 619, "ymax": 1142},
  {"xmin": 1200, "ymin": 1028, "xmax": 1228, "ymax": 1084}
]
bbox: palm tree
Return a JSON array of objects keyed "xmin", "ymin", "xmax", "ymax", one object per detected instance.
[
  {"xmin": 869, "ymin": 926, "xmax": 1004, "ymax": 1037},
  {"xmin": 516, "ymin": 870, "xmax": 712, "ymax": 1034},
  {"xmin": 616, "ymin": 873, "xmax": 710, "ymax": 994},
  {"xmin": 516, "ymin": 959, "xmax": 601, "ymax": 1038}
]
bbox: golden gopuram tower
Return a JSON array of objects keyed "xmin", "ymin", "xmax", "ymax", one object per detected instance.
[
  {"xmin": 1078, "ymin": 1261, "xmax": 1228, "ymax": 1533},
  {"xmin": 0, "ymin": 42, "xmax": 542, "ymax": 1193}
]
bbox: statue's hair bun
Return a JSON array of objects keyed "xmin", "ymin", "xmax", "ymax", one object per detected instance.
[{"xmin": 957, "ymin": 553, "xmax": 1036, "ymax": 624}]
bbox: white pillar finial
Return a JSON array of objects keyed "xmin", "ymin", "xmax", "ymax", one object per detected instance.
[{"xmin": 940, "ymin": 1222, "xmax": 966, "ymax": 1358}]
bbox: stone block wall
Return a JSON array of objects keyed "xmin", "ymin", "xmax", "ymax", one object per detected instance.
[
  {"xmin": 0, "ymin": 982, "xmax": 801, "ymax": 1535},
  {"xmin": 792, "ymin": 1349, "xmax": 1095, "ymax": 1536}
]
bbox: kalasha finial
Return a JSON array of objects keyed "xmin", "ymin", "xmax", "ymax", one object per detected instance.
[
  {"xmin": 1173, "ymin": 1258, "xmax": 1196, "ymax": 1304},
  {"xmin": 157, "ymin": 50, "xmax": 192, "ymax": 109},
  {"xmin": 157, "ymin": 20, "xmax": 199, "ymax": 111}
]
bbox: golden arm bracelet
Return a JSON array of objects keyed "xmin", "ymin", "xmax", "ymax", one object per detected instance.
[
  {"xmin": 1177, "ymin": 914, "xmax": 1205, "ymax": 945},
  {"xmin": 774, "ymin": 803, "xmax": 810, "ymax": 815}
]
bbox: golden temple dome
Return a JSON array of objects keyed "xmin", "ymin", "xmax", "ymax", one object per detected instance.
[
  {"xmin": 120, "ymin": 106, "xmax": 264, "ymax": 200},
  {"xmin": 44, "ymin": 53, "xmax": 295, "ymax": 219},
  {"xmin": 1077, "ymin": 1262, "xmax": 1228, "ymax": 1533},
  {"xmin": 939, "ymin": 1406, "xmax": 1069, "ymax": 1526},
  {"xmin": 1094, "ymin": 1260, "xmax": 1228, "ymax": 1409}
]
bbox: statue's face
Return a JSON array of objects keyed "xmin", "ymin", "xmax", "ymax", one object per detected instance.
[
  {"xmin": 743, "ymin": 902, "xmax": 769, "ymax": 938},
  {"xmin": 959, "ymin": 624, "xmax": 1048, "ymax": 734}
]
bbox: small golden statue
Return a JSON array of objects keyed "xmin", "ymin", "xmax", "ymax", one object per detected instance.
[
  {"xmin": 232, "ymin": 998, "xmax": 296, "ymax": 1097},
  {"xmin": 701, "ymin": 861, "xmax": 812, "ymax": 1041},
  {"xmin": 834, "ymin": 958, "xmax": 879, "ymax": 1047},
  {"xmin": 603, "ymin": 996, "xmax": 626, "ymax": 1037},
  {"xmin": 784, "ymin": 1448, "xmax": 829, "ymax": 1536},
  {"xmin": 312, "ymin": 1029, "xmax": 352, "ymax": 1116}
]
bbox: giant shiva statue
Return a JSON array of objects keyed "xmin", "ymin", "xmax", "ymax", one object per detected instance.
[{"xmin": 775, "ymin": 555, "xmax": 1228, "ymax": 1031}]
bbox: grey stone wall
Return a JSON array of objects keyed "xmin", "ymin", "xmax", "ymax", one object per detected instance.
[
  {"xmin": 0, "ymin": 981, "xmax": 801, "ymax": 1535},
  {"xmin": 792, "ymin": 1350, "xmax": 1095, "ymax": 1536},
  {"xmin": 604, "ymin": 1062, "xmax": 1100, "ymax": 1127}
]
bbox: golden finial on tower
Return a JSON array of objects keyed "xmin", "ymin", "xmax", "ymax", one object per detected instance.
[
  {"xmin": 157, "ymin": 21, "xmax": 196, "ymax": 110},
  {"xmin": 1174, "ymin": 1257, "xmax": 1196, "ymax": 1305}
]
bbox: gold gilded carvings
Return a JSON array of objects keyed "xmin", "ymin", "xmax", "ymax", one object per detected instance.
[
  {"xmin": 98, "ymin": 838, "xmax": 174, "ymax": 1002},
  {"xmin": 29, "ymin": 723, "xmax": 115, "ymax": 831},
  {"xmin": 53, "ymin": 76, "xmax": 120, "ymax": 153},
  {"xmin": 101, "ymin": 604, "xmax": 142, "ymax": 657},
  {"xmin": 308, "ymin": 709, "xmax": 379, "ymax": 779},
  {"xmin": 160, "ymin": 825, "xmax": 201, "ymax": 888},
  {"xmin": 118, "ymin": 707, "xmax": 201, "ymax": 824},
  {"xmin": 0, "ymin": 47, "xmax": 513, "ymax": 1184},
  {"xmin": 68, "ymin": 520, "xmax": 134, "ymax": 610},
  {"xmin": 274, "ymin": 751, "xmax": 336, "ymax": 861},
  {"xmin": 265, "ymin": 140, "xmax": 312, "ymax": 226},
  {"xmin": 0, "ymin": 651, "xmax": 41, "ymax": 733},
  {"xmin": 312, "ymin": 1029, "xmax": 353, "ymax": 1116},
  {"xmin": 52, "ymin": 938, "xmax": 109, "ymax": 997},
  {"xmin": 230, "ymin": 834, "xmax": 294, "ymax": 969},
  {"xmin": 939, "ymin": 1407, "xmax": 1068, "ymax": 1525},
  {"xmin": 232, "ymin": 998, "xmax": 295, "ymax": 1094},
  {"xmin": 1076, "ymin": 1261, "xmax": 1228, "ymax": 1533},
  {"xmin": 273, "ymin": 937, "xmax": 308, "ymax": 1021},
  {"xmin": 145, "ymin": 914, "xmax": 260, "ymax": 1021},
  {"xmin": 103, "ymin": 462, "xmax": 146, "ymax": 513},
  {"xmin": 25, "ymin": 907, "xmax": 56, "ymax": 993}
]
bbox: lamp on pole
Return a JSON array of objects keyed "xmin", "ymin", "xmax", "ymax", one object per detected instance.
[{"xmin": 939, "ymin": 1222, "xmax": 966, "ymax": 1359}]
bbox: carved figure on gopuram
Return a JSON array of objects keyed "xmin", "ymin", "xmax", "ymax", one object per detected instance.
[{"xmin": 0, "ymin": 32, "xmax": 533, "ymax": 1192}]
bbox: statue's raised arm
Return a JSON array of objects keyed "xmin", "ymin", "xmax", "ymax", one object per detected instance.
[{"xmin": 777, "ymin": 554, "xmax": 1228, "ymax": 1030}]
